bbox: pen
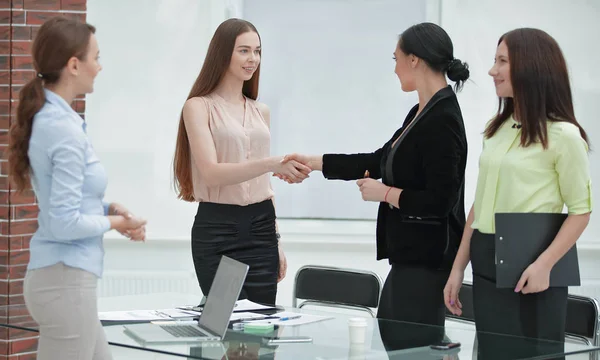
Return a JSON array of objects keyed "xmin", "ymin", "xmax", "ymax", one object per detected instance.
[{"xmin": 278, "ymin": 315, "xmax": 301, "ymax": 321}]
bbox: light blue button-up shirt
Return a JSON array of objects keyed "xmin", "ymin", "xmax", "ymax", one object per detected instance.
[{"xmin": 27, "ymin": 89, "xmax": 111, "ymax": 278}]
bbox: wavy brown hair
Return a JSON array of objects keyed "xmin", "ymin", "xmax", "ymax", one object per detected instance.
[
  {"xmin": 484, "ymin": 28, "xmax": 588, "ymax": 149},
  {"xmin": 8, "ymin": 16, "xmax": 95, "ymax": 192},
  {"xmin": 173, "ymin": 18, "xmax": 261, "ymax": 201}
]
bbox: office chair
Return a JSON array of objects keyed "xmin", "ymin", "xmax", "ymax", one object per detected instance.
[
  {"xmin": 445, "ymin": 283, "xmax": 600, "ymax": 359},
  {"xmin": 292, "ymin": 265, "xmax": 383, "ymax": 317}
]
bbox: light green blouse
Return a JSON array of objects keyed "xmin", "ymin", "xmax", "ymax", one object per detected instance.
[{"xmin": 472, "ymin": 116, "xmax": 593, "ymax": 234}]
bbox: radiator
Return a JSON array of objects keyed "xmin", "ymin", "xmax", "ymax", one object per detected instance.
[
  {"xmin": 98, "ymin": 271, "xmax": 600, "ymax": 304},
  {"xmin": 98, "ymin": 271, "xmax": 200, "ymax": 297}
]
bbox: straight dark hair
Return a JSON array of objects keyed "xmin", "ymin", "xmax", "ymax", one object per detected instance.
[
  {"xmin": 484, "ymin": 28, "xmax": 588, "ymax": 149},
  {"xmin": 398, "ymin": 22, "xmax": 470, "ymax": 92},
  {"xmin": 173, "ymin": 18, "xmax": 261, "ymax": 201},
  {"xmin": 8, "ymin": 16, "xmax": 95, "ymax": 192}
]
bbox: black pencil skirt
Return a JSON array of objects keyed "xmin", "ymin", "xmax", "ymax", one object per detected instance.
[
  {"xmin": 191, "ymin": 200, "xmax": 279, "ymax": 305},
  {"xmin": 470, "ymin": 230, "xmax": 567, "ymax": 359}
]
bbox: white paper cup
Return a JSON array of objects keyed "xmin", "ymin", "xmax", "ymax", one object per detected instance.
[{"xmin": 348, "ymin": 317, "xmax": 368, "ymax": 344}]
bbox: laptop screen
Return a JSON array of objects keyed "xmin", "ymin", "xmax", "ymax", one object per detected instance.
[{"xmin": 198, "ymin": 256, "xmax": 249, "ymax": 338}]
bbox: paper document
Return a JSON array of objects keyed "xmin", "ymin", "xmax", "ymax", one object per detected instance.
[
  {"xmin": 98, "ymin": 308, "xmax": 199, "ymax": 321},
  {"xmin": 177, "ymin": 299, "xmax": 276, "ymax": 313},
  {"xmin": 242, "ymin": 311, "xmax": 333, "ymax": 326}
]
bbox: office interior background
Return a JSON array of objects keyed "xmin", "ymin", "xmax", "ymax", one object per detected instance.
[{"xmin": 0, "ymin": 0, "xmax": 599, "ymax": 357}]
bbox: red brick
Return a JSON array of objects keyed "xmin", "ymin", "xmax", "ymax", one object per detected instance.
[
  {"xmin": 10, "ymin": 42, "xmax": 30, "ymax": 56},
  {"xmin": 9, "ymin": 190, "xmax": 35, "ymax": 205},
  {"xmin": 0, "ymin": 0, "xmax": 9, "ymax": 9},
  {"xmin": 9, "ymin": 336, "xmax": 38, "ymax": 355},
  {"xmin": 0, "ymin": 131, "xmax": 6, "ymax": 147},
  {"xmin": 0, "ymin": 279, "xmax": 7, "ymax": 296},
  {"xmin": 23, "ymin": 0, "xmax": 60, "ymax": 10},
  {"xmin": 7, "ymin": 237, "xmax": 18, "ymax": 251},
  {"xmin": 0, "ymin": 27, "xmax": 8, "ymax": 41},
  {"xmin": 0, "ymin": 11, "xmax": 9, "ymax": 25},
  {"xmin": 0, "ymin": 118, "xmax": 6, "ymax": 131},
  {"xmin": 0, "ymin": 161, "xmax": 7, "ymax": 176},
  {"xmin": 9, "ymin": 57, "xmax": 30, "ymax": 71},
  {"xmin": 10, "ymin": 10, "xmax": 25, "ymax": 25},
  {"xmin": 8, "ymin": 279, "xmax": 21, "ymax": 295},
  {"xmin": 6, "ymin": 220, "xmax": 36, "ymax": 236},
  {"xmin": 0, "ymin": 340, "xmax": 8, "ymax": 355},
  {"xmin": 0, "ymin": 87, "xmax": 7, "ymax": 102},
  {"xmin": 0, "ymin": 206, "xmax": 9, "ymax": 219},
  {"xmin": 61, "ymin": 0, "xmax": 85, "ymax": 11},
  {"xmin": 26, "ymin": 11, "xmax": 84, "ymax": 25},
  {"xmin": 18, "ymin": 236, "xmax": 27, "ymax": 250},
  {"xmin": 8, "ymin": 294, "xmax": 24, "ymax": 306},
  {"xmin": 0, "ymin": 56, "xmax": 8, "ymax": 71},
  {"xmin": 0, "ymin": 192, "xmax": 8, "ymax": 206},
  {"xmin": 12, "ymin": 0, "xmax": 24, "ymax": 9},
  {"xmin": 8, "ymin": 325, "xmax": 38, "ymax": 341},
  {"xmin": 11, "ymin": 206, "xmax": 35, "ymax": 221},
  {"xmin": 8, "ymin": 249, "xmax": 28, "ymax": 266},
  {"xmin": 0, "ymin": 237, "xmax": 6, "ymax": 251},
  {"xmin": 10, "ymin": 86, "xmax": 20, "ymax": 101},
  {"xmin": 0, "ymin": 264, "xmax": 7, "ymax": 280},
  {"xmin": 0, "ymin": 295, "xmax": 7, "ymax": 306},
  {"xmin": 8, "ymin": 313, "xmax": 33, "ymax": 325},
  {"xmin": 0, "ymin": 42, "xmax": 7, "ymax": 56},
  {"xmin": 30, "ymin": 26, "xmax": 38, "ymax": 40},
  {"xmin": 10, "ymin": 71, "xmax": 33, "ymax": 85},
  {"xmin": 8, "ymin": 264, "xmax": 25, "ymax": 279},
  {"xmin": 11, "ymin": 26, "xmax": 30, "ymax": 41},
  {"xmin": 0, "ymin": 174, "xmax": 8, "ymax": 189}
]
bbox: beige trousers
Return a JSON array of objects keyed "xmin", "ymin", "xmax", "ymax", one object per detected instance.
[{"xmin": 24, "ymin": 263, "xmax": 112, "ymax": 360}]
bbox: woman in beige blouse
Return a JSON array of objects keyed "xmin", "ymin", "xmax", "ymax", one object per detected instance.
[{"xmin": 172, "ymin": 18, "xmax": 310, "ymax": 305}]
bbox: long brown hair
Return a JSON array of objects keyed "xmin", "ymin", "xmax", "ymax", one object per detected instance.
[
  {"xmin": 484, "ymin": 28, "xmax": 588, "ymax": 148},
  {"xmin": 8, "ymin": 16, "xmax": 95, "ymax": 192},
  {"xmin": 173, "ymin": 18, "xmax": 261, "ymax": 201}
]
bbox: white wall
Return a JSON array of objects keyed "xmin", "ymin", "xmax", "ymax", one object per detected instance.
[{"xmin": 88, "ymin": 0, "xmax": 600, "ymax": 306}]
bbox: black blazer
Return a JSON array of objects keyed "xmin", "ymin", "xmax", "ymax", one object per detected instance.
[{"xmin": 322, "ymin": 86, "xmax": 467, "ymax": 270}]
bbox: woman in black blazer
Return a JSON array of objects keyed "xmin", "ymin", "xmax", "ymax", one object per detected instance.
[{"xmin": 280, "ymin": 23, "xmax": 469, "ymax": 327}]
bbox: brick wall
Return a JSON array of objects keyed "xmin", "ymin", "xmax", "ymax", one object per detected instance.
[{"xmin": 0, "ymin": 0, "xmax": 87, "ymax": 358}]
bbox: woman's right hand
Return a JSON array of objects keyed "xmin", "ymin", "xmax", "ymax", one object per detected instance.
[
  {"xmin": 443, "ymin": 269, "xmax": 464, "ymax": 316},
  {"xmin": 272, "ymin": 159, "xmax": 312, "ymax": 184},
  {"xmin": 109, "ymin": 215, "xmax": 147, "ymax": 241}
]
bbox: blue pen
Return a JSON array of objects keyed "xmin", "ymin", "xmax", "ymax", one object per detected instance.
[{"xmin": 278, "ymin": 315, "xmax": 301, "ymax": 321}]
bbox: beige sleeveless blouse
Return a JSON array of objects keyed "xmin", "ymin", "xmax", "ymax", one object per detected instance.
[{"xmin": 191, "ymin": 93, "xmax": 274, "ymax": 206}]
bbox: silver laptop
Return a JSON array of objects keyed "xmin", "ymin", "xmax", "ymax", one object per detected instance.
[{"xmin": 123, "ymin": 256, "xmax": 249, "ymax": 345}]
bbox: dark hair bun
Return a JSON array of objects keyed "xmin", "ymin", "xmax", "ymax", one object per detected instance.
[{"xmin": 446, "ymin": 58, "xmax": 470, "ymax": 82}]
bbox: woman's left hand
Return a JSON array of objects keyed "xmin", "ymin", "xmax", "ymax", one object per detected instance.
[
  {"xmin": 514, "ymin": 261, "xmax": 552, "ymax": 294},
  {"xmin": 356, "ymin": 178, "xmax": 389, "ymax": 202},
  {"xmin": 277, "ymin": 246, "xmax": 287, "ymax": 282}
]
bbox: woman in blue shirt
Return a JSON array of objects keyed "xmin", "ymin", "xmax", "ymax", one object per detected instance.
[{"xmin": 8, "ymin": 17, "xmax": 146, "ymax": 360}]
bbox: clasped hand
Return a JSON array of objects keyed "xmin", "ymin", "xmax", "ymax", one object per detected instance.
[
  {"xmin": 109, "ymin": 203, "xmax": 147, "ymax": 241},
  {"xmin": 273, "ymin": 154, "xmax": 312, "ymax": 184}
]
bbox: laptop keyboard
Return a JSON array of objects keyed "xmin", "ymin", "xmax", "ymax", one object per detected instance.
[{"xmin": 160, "ymin": 325, "xmax": 208, "ymax": 338}]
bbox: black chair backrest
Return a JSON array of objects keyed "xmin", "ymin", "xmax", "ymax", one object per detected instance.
[
  {"xmin": 566, "ymin": 295, "xmax": 599, "ymax": 341},
  {"xmin": 294, "ymin": 266, "xmax": 381, "ymax": 308},
  {"xmin": 445, "ymin": 283, "xmax": 599, "ymax": 344}
]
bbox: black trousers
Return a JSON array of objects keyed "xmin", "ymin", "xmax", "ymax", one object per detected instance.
[
  {"xmin": 191, "ymin": 200, "xmax": 279, "ymax": 305},
  {"xmin": 471, "ymin": 230, "xmax": 567, "ymax": 359},
  {"xmin": 377, "ymin": 264, "xmax": 449, "ymax": 353}
]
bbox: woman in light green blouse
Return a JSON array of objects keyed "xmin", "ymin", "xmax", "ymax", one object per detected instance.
[{"xmin": 443, "ymin": 28, "xmax": 592, "ymax": 344}]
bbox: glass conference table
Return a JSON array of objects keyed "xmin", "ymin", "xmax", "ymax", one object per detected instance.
[{"xmin": 3, "ymin": 292, "xmax": 600, "ymax": 360}]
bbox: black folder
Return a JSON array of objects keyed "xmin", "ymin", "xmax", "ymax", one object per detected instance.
[{"xmin": 494, "ymin": 213, "xmax": 580, "ymax": 288}]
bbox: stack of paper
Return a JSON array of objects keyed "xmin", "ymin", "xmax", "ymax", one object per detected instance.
[{"xmin": 98, "ymin": 308, "xmax": 199, "ymax": 321}]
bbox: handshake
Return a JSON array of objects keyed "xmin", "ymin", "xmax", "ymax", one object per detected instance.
[{"xmin": 272, "ymin": 153, "xmax": 322, "ymax": 184}]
